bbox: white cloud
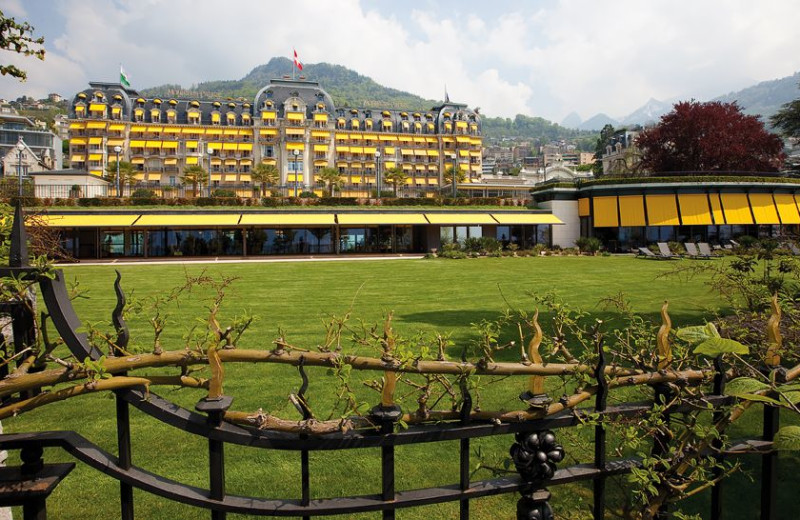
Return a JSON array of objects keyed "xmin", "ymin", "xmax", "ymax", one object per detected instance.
[{"xmin": 2, "ymin": 0, "xmax": 800, "ymax": 122}]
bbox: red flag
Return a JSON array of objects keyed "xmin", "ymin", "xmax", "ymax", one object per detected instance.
[{"xmin": 293, "ymin": 49, "xmax": 303, "ymax": 71}]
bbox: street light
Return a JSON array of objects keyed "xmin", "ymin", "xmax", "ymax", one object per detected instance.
[
  {"xmin": 292, "ymin": 149, "xmax": 300, "ymax": 197},
  {"xmin": 375, "ymin": 150, "xmax": 382, "ymax": 199},
  {"xmin": 452, "ymin": 147, "xmax": 458, "ymax": 199},
  {"xmin": 16, "ymin": 137, "xmax": 24, "ymax": 199},
  {"xmin": 113, "ymin": 145, "xmax": 122, "ymax": 197}
]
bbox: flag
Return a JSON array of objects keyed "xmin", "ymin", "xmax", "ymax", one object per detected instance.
[
  {"xmin": 293, "ymin": 49, "xmax": 303, "ymax": 71},
  {"xmin": 120, "ymin": 65, "xmax": 131, "ymax": 87}
]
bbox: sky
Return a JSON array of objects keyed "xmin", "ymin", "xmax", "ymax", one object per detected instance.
[{"xmin": 2, "ymin": 0, "xmax": 800, "ymax": 123}]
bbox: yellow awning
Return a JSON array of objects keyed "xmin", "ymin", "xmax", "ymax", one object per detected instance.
[
  {"xmin": 223, "ymin": 129, "xmax": 239, "ymax": 136},
  {"xmin": 313, "ymin": 144, "xmax": 328, "ymax": 152},
  {"xmin": 70, "ymin": 137, "xmax": 87, "ymax": 145},
  {"xmin": 286, "ymin": 143, "xmax": 305, "ymax": 151},
  {"xmin": 720, "ymin": 193, "xmax": 754, "ymax": 225},
  {"xmin": 108, "ymin": 124, "xmax": 125, "ymax": 131},
  {"xmin": 211, "ymin": 158, "xmax": 222, "ymax": 165},
  {"xmin": 313, "ymin": 114, "xmax": 328, "ymax": 122},
  {"xmin": 593, "ymin": 196, "xmax": 619, "ymax": 227},
  {"xmin": 384, "ymin": 161, "xmax": 396, "ymax": 169},
  {"xmin": 379, "ymin": 135, "xmax": 395, "ymax": 141},
  {"xmin": 618, "ymin": 195, "xmax": 646, "ymax": 226},
  {"xmin": 182, "ymin": 127, "xmax": 204, "ymax": 134},
  {"xmin": 262, "ymin": 158, "xmax": 277, "ymax": 165},
  {"xmin": 363, "ymin": 134, "xmax": 378, "ymax": 140},
  {"xmin": 134, "ymin": 214, "xmax": 241, "ymax": 227},
  {"xmin": 456, "ymin": 136, "xmax": 471, "ymax": 143},
  {"xmin": 130, "ymin": 125, "xmax": 146, "ymax": 132},
  {"xmin": 146, "ymin": 127, "xmax": 163, "ymax": 133},
  {"xmin": 163, "ymin": 127, "xmax": 181, "ymax": 134},
  {"xmin": 240, "ymin": 159, "xmax": 252, "ymax": 166},
  {"xmin": 88, "ymin": 103, "xmax": 106, "ymax": 112},
  {"xmin": 261, "ymin": 111, "xmax": 276, "ymax": 119},
  {"xmin": 224, "ymin": 174, "xmax": 237, "ymax": 181},
  {"xmin": 491, "ymin": 213, "xmax": 563, "ymax": 225},
  {"xmin": 239, "ymin": 214, "xmax": 336, "ymax": 226},
  {"xmin": 131, "ymin": 158, "xmax": 145, "ymax": 164},
  {"xmin": 350, "ymin": 133, "xmax": 363, "ymax": 140},
  {"xmin": 677, "ymin": 194, "xmax": 713, "ymax": 225},
  {"xmin": 709, "ymin": 193, "xmax": 725, "ymax": 224},
  {"xmin": 311, "ymin": 131, "xmax": 329, "ymax": 138},
  {"xmin": 427, "ymin": 150, "xmax": 440, "ymax": 156},
  {"xmin": 106, "ymin": 138, "xmax": 124, "ymax": 147},
  {"xmin": 224, "ymin": 159, "xmax": 237, "ymax": 165},
  {"xmin": 185, "ymin": 157, "xmax": 199, "ymax": 165},
  {"xmin": 337, "ymin": 213, "xmax": 429, "ymax": 225},
  {"xmin": 88, "ymin": 154, "xmax": 103, "ymax": 161},
  {"xmin": 240, "ymin": 174, "xmax": 251, "ymax": 182},
  {"xmin": 238, "ymin": 143, "xmax": 253, "ymax": 151},
  {"xmin": 222, "ymin": 143, "xmax": 237, "ymax": 151},
  {"xmin": 86, "ymin": 122, "xmax": 106, "ymax": 130},
  {"xmin": 286, "ymin": 174, "xmax": 304, "ymax": 182},
  {"xmin": 88, "ymin": 137, "xmax": 103, "ymax": 145},
  {"xmin": 427, "ymin": 178, "xmax": 439, "ymax": 185},
  {"xmin": 314, "ymin": 160, "xmax": 328, "ymax": 166},
  {"xmin": 645, "ymin": 194, "xmax": 680, "ymax": 226},
  {"xmin": 70, "ymin": 155, "xmax": 85, "ymax": 162},
  {"xmin": 210, "ymin": 173, "xmax": 222, "ymax": 180},
  {"xmin": 774, "ymin": 193, "xmax": 800, "ymax": 225},
  {"xmin": 211, "ymin": 113, "xmax": 221, "ymax": 123},
  {"xmin": 337, "ymin": 146, "xmax": 350, "ymax": 153},
  {"xmin": 286, "ymin": 128, "xmax": 305, "ymax": 136},
  {"xmin": 259, "ymin": 129, "xmax": 278, "ymax": 136},
  {"xmin": 145, "ymin": 141, "xmax": 162, "ymax": 148},
  {"xmin": 424, "ymin": 213, "xmax": 497, "ymax": 225},
  {"xmin": 40, "ymin": 214, "xmax": 140, "ymax": 227},
  {"xmin": 351, "ymin": 147, "xmax": 364, "ymax": 154},
  {"xmin": 164, "ymin": 158, "xmax": 178, "ymax": 165},
  {"xmin": 69, "ymin": 122, "xmax": 85, "ymax": 129},
  {"xmin": 287, "ymin": 112, "xmax": 304, "ymax": 121},
  {"xmin": 578, "ymin": 198, "xmax": 590, "ymax": 217},
  {"xmin": 399, "ymin": 136, "xmax": 412, "ymax": 142},
  {"xmin": 162, "ymin": 141, "xmax": 178, "ymax": 149},
  {"xmin": 749, "ymin": 193, "xmax": 780, "ymax": 224},
  {"xmin": 206, "ymin": 128, "xmax": 222, "ymax": 135}
]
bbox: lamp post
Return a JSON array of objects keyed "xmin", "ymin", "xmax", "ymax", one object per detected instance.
[
  {"xmin": 113, "ymin": 145, "xmax": 122, "ymax": 197},
  {"xmin": 452, "ymin": 150, "xmax": 458, "ymax": 199},
  {"xmin": 206, "ymin": 146, "xmax": 214, "ymax": 197},
  {"xmin": 292, "ymin": 149, "xmax": 300, "ymax": 197},
  {"xmin": 16, "ymin": 137, "xmax": 24, "ymax": 199},
  {"xmin": 375, "ymin": 150, "xmax": 382, "ymax": 199}
]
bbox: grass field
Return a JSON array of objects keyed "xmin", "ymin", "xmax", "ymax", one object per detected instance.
[{"xmin": 5, "ymin": 256, "xmax": 798, "ymax": 519}]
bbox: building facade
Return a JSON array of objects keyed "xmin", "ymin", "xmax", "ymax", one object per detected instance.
[
  {"xmin": 66, "ymin": 79, "xmax": 482, "ymax": 196},
  {"xmin": 0, "ymin": 107, "xmax": 62, "ymax": 178}
]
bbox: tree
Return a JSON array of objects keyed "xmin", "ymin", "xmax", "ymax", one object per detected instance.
[
  {"xmin": 182, "ymin": 165, "xmax": 208, "ymax": 197},
  {"xmin": 317, "ymin": 167, "xmax": 343, "ymax": 197},
  {"xmin": 0, "ymin": 10, "xmax": 45, "ymax": 81},
  {"xmin": 592, "ymin": 124, "xmax": 615, "ymax": 175},
  {"xmin": 383, "ymin": 167, "xmax": 408, "ymax": 197},
  {"xmin": 250, "ymin": 162, "xmax": 279, "ymax": 198},
  {"xmin": 771, "ymin": 83, "xmax": 800, "ymax": 138},
  {"xmin": 443, "ymin": 165, "xmax": 467, "ymax": 187},
  {"xmin": 636, "ymin": 100, "xmax": 785, "ymax": 173},
  {"xmin": 105, "ymin": 161, "xmax": 137, "ymax": 195}
]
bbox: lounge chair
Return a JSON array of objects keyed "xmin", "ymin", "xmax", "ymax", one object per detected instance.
[
  {"xmin": 684, "ymin": 243, "xmax": 701, "ymax": 259},
  {"xmin": 656, "ymin": 242, "xmax": 679, "ymax": 259},
  {"xmin": 697, "ymin": 242, "xmax": 716, "ymax": 258},
  {"xmin": 637, "ymin": 247, "xmax": 660, "ymax": 259}
]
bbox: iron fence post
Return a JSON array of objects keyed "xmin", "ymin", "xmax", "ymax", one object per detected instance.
[
  {"xmin": 511, "ymin": 430, "xmax": 563, "ymax": 520},
  {"xmin": 370, "ymin": 404, "xmax": 402, "ymax": 520},
  {"xmin": 710, "ymin": 355, "xmax": 727, "ymax": 520},
  {"xmin": 196, "ymin": 396, "xmax": 233, "ymax": 520},
  {"xmin": 459, "ymin": 377, "xmax": 473, "ymax": 520},
  {"xmin": 592, "ymin": 328, "xmax": 607, "ymax": 520},
  {"xmin": 115, "ymin": 390, "xmax": 134, "ymax": 520}
]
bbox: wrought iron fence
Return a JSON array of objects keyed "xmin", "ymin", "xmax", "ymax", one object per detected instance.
[{"xmin": 0, "ymin": 205, "xmax": 793, "ymax": 519}]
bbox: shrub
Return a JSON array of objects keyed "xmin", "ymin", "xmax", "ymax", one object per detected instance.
[
  {"xmin": 575, "ymin": 236, "xmax": 603, "ymax": 255},
  {"xmin": 131, "ymin": 189, "xmax": 156, "ymax": 198},
  {"xmin": 299, "ymin": 191, "xmax": 318, "ymax": 198},
  {"xmin": 317, "ymin": 197, "xmax": 359, "ymax": 206},
  {"xmin": 212, "ymin": 189, "xmax": 236, "ymax": 198}
]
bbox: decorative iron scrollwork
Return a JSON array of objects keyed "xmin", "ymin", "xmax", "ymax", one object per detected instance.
[{"xmin": 510, "ymin": 430, "xmax": 564, "ymax": 482}]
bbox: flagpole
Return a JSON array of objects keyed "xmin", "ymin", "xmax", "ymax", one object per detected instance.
[{"xmin": 292, "ymin": 50, "xmax": 295, "ymax": 81}]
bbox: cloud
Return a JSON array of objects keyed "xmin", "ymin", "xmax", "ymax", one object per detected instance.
[{"xmin": 3, "ymin": 0, "xmax": 800, "ymax": 122}]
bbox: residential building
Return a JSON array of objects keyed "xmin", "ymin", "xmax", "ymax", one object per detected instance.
[
  {"xmin": 66, "ymin": 79, "xmax": 483, "ymax": 196},
  {"xmin": 0, "ymin": 108, "xmax": 62, "ymax": 178},
  {"xmin": 601, "ymin": 128, "xmax": 642, "ymax": 174}
]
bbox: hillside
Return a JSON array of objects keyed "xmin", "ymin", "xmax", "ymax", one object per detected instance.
[
  {"xmin": 713, "ymin": 71, "xmax": 800, "ymax": 119},
  {"xmin": 142, "ymin": 57, "xmax": 438, "ymax": 111}
]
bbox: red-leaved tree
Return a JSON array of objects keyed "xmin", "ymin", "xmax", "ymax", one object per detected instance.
[{"xmin": 636, "ymin": 100, "xmax": 785, "ymax": 173}]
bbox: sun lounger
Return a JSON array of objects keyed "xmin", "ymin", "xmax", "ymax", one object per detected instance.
[
  {"xmin": 697, "ymin": 243, "xmax": 715, "ymax": 258},
  {"xmin": 637, "ymin": 247, "xmax": 660, "ymax": 259},
  {"xmin": 656, "ymin": 242, "xmax": 679, "ymax": 259},
  {"xmin": 684, "ymin": 243, "xmax": 701, "ymax": 259}
]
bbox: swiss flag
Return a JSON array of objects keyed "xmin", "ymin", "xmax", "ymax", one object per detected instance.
[{"xmin": 294, "ymin": 49, "xmax": 303, "ymax": 71}]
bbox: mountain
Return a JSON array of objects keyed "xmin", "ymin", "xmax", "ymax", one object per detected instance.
[
  {"xmin": 560, "ymin": 112, "xmax": 582, "ymax": 129},
  {"xmin": 579, "ymin": 113, "xmax": 619, "ymax": 131},
  {"xmin": 619, "ymin": 98, "xmax": 672, "ymax": 126},
  {"xmin": 141, "ymin": 57, "xmax": 439, "ymax": 111},
  {"xmin": 712, "ymin": 71, "xmax": 800, "ymax": 120}
]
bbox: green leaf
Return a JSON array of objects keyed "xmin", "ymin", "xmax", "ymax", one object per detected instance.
[
  {"xmin": 732, "ymin": 393, "xmax": 780, "ymax": 405},
  {"xmin": 676, "ymin": 326, "xmax": 712, "ymax": 345},
  {"xmin": 693, "ymin": 338, "xmax": 749, "ymax": 357},
  {"xmin": 774, "ymin": 426, "xmax": 800, "ymax": 451},
  {"xmin": 781, "ymin": 391, "xmax": 800, "ymax": 405},
  {"xmin": 677, "ymin": 323, "xmax": 721, "ymax": 345},
  {"xmin": 725, "ymin": 377, "xmax": 770, "ymax": 396}
]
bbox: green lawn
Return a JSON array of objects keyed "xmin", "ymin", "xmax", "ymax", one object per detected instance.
[{"xmin": 5, "ymin": 256, "xmax": 797, "ymax": 519}]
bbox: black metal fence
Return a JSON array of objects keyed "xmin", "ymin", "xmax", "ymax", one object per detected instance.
[{"xmin": 0, "ymin": 205, "xmax": 791, "ymax": 519}]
